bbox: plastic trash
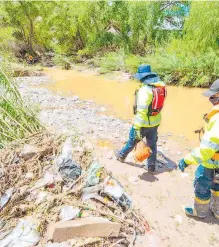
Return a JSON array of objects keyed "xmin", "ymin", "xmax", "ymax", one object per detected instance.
[
  {"xmin": 103, "ymin": 177, "xmax": 132, "ymax": 209},
  {"xmin": 58, "ymin": 159, "xmax": 81, "ymax": 181},
  {"xmin": 0, "ymin": 187, "xmax": 14, "ymax": 211},
  {"xmin": 82, "ymin": 184, "xmax": 103, "ymax": 201},
  {"xmin": 133, "ymin": 141, "xmax": 151, "ymax": 162},
  {"xmin": 86, "ymin": 162, "xmax": 102, "ymax": 187},
  {"xmin": 36, "ymin": 191, "xmax": 50, "ymax": 204},
  {"xmin": 0, "ymin": 217, "xmax": 40, "ymax": 247},
  {"xmin": 30, "ymin": 172, "xmax": 57, "ymax": 191},
  {"xmin": 56, "ymin": 138, "xmax": 73, "ymax": 165},
  {"xmin": 56, "ymin": 138, "xmax": 82, "ymax": 181},
  {"xmin": 59, "ymin": 206, "xmax": 80, "ymax": 221}
]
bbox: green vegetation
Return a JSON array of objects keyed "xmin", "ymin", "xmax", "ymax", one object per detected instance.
[
  {"xmin": 0, "ymin": 64, "xmax": 42, "ymax": 147},
  {"xmin": 0, "ymin": 1, "xmax": 219, "ymax": 87}
]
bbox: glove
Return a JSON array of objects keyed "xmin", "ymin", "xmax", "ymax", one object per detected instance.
[
  {"xmin": 134, "ymin": 128, "xmax": 141, "ymax": 140},
  {"xmin": 178, "ymin": 159, "xmax": 188, "ymax": 172}
]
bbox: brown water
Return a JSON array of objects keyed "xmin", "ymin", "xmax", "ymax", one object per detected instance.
[{"xmin": 44, "ymin": 68, "xmax": 211, "ymax": 142}]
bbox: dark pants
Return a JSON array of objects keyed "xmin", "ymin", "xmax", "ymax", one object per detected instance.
[
  {"xmin": 119, "ymin": 126, "xmax": 158, "ymax": 167},
  {"xmin": 194, "ymin": 165, "xmax": 219, "ymax": 201}
]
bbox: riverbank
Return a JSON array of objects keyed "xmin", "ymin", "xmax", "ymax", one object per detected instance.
[
  {"xmin": 42, "ymin": 66, "xmax": 211, "ymax": 143},
  {"xmin": 16, "ymin": 70, "xmax": 219, "ymax": 247}
]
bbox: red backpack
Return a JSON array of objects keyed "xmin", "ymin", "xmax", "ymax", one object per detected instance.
[
  {"xmin": 148, "ymin": 86, "xmax": 167, "ymax": 116},
  {"xmin": 133, "ymin": 86, "xmax": 167, "ymax": 117}
]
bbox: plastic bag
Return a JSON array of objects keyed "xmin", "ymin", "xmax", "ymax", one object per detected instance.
[
  {"xmin": 58, "ymin": 159, "xmax": 81, "ymax": 181},
  {"xmin": 86, "ymin": 162, "xmax": 102, "ymax": 187},
  {"xmin": 103, "ymin": 177, "xmax": 132, "ymax": 209},
  {"xmin": 56, "ymin": 138, "xmax": 82, "ymax": 181},
  {"xmin": 0, "ymin": 188, "xmax": 14, "ymax": 211},
  {"xmin": 60, "ymin": 138, "xmax": 73, "ymax": 162},
  {"xmin": 133, "ymin": 141, "xmax": 151, "ymax": 162},
  {"xmin": 0, "ymin": 217, "xmax": 40, "ymax": 247},
  {"xmin": 59, "ymin": 206, "xmax": 80, "ymax": 221}
]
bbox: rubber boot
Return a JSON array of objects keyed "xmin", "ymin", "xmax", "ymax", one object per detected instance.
[
  {"xmin": 184, "ymin": 197, "xmax": 209, "ymax": 219},
  {"xmin": 210, "ymin": 191, "xmax": 219, "ymax": 219}
]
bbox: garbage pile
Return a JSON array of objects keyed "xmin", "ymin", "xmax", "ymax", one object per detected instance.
[{"xmin": 0, "ymin": 132, "xmax": 148, "ymax": 247}]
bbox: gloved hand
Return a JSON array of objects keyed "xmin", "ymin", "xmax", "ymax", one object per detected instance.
[
  {"xmin": 135, "ymin": 128, "xmax": 142, "ymax": 140},
  {"xmin": 178, "ymin": 159, "xmax": 188, "ymax": 172}
]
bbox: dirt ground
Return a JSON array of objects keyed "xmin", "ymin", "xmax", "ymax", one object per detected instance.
[{"xmin": 96, "ymin": 137, "xmax": 219, "ymax": 247}]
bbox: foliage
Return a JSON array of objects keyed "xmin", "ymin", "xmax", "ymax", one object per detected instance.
[
  {"xmin": 184, "ymin": 2, "xmax": 219, "ymax": 51},
  {"xmin": 0, "ymin": 63, "xmax": 42, "ymax": 147},
  {"xmin": 93, "ymin": 47, "xmax": 219, "ymax": 87},
  {"xmin": 2, "ymin": 1, "xmax": 219, "ymax": 87}
]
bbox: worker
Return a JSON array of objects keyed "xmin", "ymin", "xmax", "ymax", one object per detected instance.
[
  {"xmin": 115, "ymin": 64, "xmax": 166, "ymax": 174},
  {"xmin": 179, "ymin": 79, "xmax": 219, "ymax": 219}
]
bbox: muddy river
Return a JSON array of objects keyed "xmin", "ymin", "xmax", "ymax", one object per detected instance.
[{"xmin": 44, "ymin": 68, "xmax": 211, "ymax": 143}]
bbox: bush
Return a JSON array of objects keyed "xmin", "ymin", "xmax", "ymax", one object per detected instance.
[
  {"xmin": 91, "ymin": 46, "xmax": 219, "ymax": 87},
  {"xmin": 97, "ymin": 51, "xmax": 126, "ymax": 73}
]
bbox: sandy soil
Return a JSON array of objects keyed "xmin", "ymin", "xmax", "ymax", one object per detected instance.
[{"xmin": 96, "ymin": 137, "xmax": 219, "ymax": 247}]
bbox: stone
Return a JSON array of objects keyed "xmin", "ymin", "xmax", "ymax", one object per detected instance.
[
  {"xmin": 177, "ymin": 151, "xmax": 182, "ymax": 156},
  {"xmin": 47, "ymin": 217, "xmax": 121, "ymax": 242}
]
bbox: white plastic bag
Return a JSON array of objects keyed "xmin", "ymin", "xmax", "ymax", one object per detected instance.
[
  {"xmin": 0, "ymin": 188, "xmax": 14, "ymax": 211},
  {"xmin": 59, "ymin": 206, "xmax": 80, "ymax": 221},
  {"xmin": 0, "ymin": 217, "xmax": 40, "ymax": 247}
]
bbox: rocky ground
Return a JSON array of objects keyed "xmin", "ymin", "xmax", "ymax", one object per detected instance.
[
  {"xmin": 18, "ymin": 76, "xmax": 131, "ymax": 143},
  {"xmin": 17, "ymin": 74, "xmax": 219, "ymax": 247}
]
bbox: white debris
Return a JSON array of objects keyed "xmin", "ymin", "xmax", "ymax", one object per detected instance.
[
  {"xmin": 30, "ymin": 172, "xmax": 59, "ymax": 191},
  {"xmin": 0, "ymin": 217, "xmax": 40, "ymax": 247},
  {"xmin": 36, "ymin": 191, "xmax": 50, "ymax": 204},
  {"xmin": 0, "ymin": 188, "xmax": 14, "ymax": 211},
  {"xmin": 59, "ymin": 206, "xmax": 80, "ymax": 221}
]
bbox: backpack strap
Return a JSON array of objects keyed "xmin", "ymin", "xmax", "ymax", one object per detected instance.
[{"xmin": 133, "ymin": 88, "xmax": 139, "ymax": 115}]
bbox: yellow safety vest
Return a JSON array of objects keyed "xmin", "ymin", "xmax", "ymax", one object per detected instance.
[
  {"xmin": 133, "ymin": 82, "xmax": 165, "ymax": 130},
  {"xmin": 185, "ymin": 105, "xmax": 219, "ymax": 168}
]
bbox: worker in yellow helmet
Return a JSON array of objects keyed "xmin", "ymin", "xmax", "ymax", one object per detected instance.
[{"xmin": 179, "ymin": 79, "xmax": 219, "ymax": 219}]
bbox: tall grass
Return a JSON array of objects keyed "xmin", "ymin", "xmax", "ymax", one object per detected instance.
[{"xmin": 0, "ymin": 64, "xmax": 42, "ymax": 147}]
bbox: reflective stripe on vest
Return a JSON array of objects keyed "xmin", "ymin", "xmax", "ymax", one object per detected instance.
[
  {"xmin": 201, "ymin": 139, "xmax": 219, "ymax": 150},
  {"xmin": 135, "ymin": 116, "xmax": 161, "ymax": 126}
]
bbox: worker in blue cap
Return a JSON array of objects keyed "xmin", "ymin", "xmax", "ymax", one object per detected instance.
[{"xmin": 116, "ymin": 64, "xmax": 166, "ymax": 174}]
